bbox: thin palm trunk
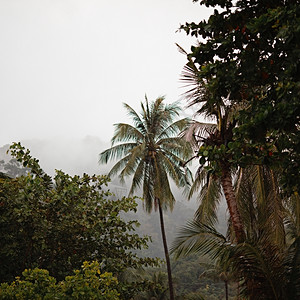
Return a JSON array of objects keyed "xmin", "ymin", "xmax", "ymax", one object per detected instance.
[
  {"xmin": 220, "ymin": 166, "xmax": 245, "ymax": 243},
  {"xmin": 157, "ymin": 198, "xmax": 174, "ymax": 300},
  {"xmin": 225, "ymin": 280, "xmax": 229, "ymax": 300}
]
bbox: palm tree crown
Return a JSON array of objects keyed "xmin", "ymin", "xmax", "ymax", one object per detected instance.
[{"xmin": 99, "ymin": 96, "xmax": 192, "ymax": 212}]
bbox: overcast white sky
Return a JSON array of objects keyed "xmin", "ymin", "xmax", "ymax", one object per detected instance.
[{"xmin": 0, "ymin": 0, "xmax": 212, "ymax": 148}]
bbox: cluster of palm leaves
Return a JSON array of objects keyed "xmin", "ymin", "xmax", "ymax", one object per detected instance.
[{"xmin": 171, "ymin": 165, "xmax": 300, "ymax": 299}]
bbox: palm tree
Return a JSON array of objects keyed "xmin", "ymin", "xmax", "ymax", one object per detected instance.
[
  {"xmin": 184, "ymin": 106, "xmax": 245, "ymax": 242},
  {"xmin": 198, "ymin": 261, "xmax": 236, "ymax": 300},
  {"xmin": 135, "ymin": 271, "xmax": 169, "ymax": 300},
  {"xmin": 99, "ymin": 96, "xmax": 192, "ymax": 300},
  {"xmin": 175, "ymin": 37, "xmax": 300, "ymax": 297},
  {"xmin": 177, "ymin": 44, "xmax": 245, "ymax": 242},
  {"xmin": 171, "ymin": 165, "xmax": 300, "ymax": 299}
]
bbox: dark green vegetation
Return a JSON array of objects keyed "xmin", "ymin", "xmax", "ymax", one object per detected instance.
[
  {"xmin": 181, "ymin": 0, "xmax": 300, "ymax": 195},
  {"xmin": 170, "ymin": 0, "xmax": 300, "ymax": 299},
  {"xmin": 1, "ymin": 0, "xmax": 299, "ymax": 299},
  {"xmin": 171, "ymin": 166, "xmax": 300, "ymax": 299},
  {"xmin": 0, "ymin": 143, "xmax": 159, "ymax": 299}
]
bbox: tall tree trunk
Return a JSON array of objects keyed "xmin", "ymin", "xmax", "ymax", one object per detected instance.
[
  {"xmin": 225, "ymin": 280, "xmax": 229, "ymax": 300},
  {"xmin": 157, "ymin": 198, "xmax": 175, "ymax": 300},
  {"xmin": 220, "ymin": 166, "xmax": 245, "ymax": 243}
]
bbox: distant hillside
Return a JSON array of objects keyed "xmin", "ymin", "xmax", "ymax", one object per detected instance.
[{"xmin": 0, "ymin": 137, "xmax": 109, "ymax": 176}]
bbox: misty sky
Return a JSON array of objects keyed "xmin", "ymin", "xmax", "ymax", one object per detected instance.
[{"xmin": 0, "ymin": 0, "xmax": 212, "ymax": 146}]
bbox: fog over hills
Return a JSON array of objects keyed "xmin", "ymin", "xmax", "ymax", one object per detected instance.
[{"xmin": 1, "ymin": 136, "xmax": 109, "ymax": 176}]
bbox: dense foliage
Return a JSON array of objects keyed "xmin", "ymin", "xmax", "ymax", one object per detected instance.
[
  {"xmin": 180, "ymin": 0, "xmax": 300, "ymax": 194},
  {"xmin": 171, "ymin": 1, "xmax": 300, "ymax": 299},
  {"xmin": 0, "ymin": 261, "xmax": 119, "ymax": 300},
  {"xmin": 0, "ymin": 143, "xmax": 159, "ymax": 298}
]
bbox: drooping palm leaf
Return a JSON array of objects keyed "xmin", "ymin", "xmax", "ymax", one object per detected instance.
[
  {"xmin": 111, "ymin": 123, "xmax": 143, "ymax": 145},
  {"xmin": 128, "ymin": 158, "xmax": 146, "ymax": 197},
  {"xmin": 119, "ymin": 144, "xmax": 145, "ymax": 180},
  {"xmin": 122, "ymin": 103, "xmax": 146, "ymax": 135},
  {"xmin": 170, "ymin": 219, "xmax": 228, "ymax": 260},
  {"xmin": 99, "ymin": 142, "xmax": 138, "ymax": 164},
  {"xmin": 194, "ymin": 176, "xmax": 223, "ymax": 227},
  {"xmin": 285, "ymin": 193, "xmax": 300, "ymax": 240},
  {"xmin": 284, "ymin": 236, "xmax": 300, "ymax": 299},
  {"xmin": 182, "ymin": 120, "xmax": 216, "ymax": 150}
]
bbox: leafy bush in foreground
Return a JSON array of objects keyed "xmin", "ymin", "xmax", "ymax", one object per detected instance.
[{"xmin": 0, "ymin": 261, "xmax": 119, "ymax": 299}]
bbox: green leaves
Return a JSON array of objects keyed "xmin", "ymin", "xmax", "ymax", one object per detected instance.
[
  {"xmin": 0, "ymin": 145, "xmax": 159, "ymax": 287},
  {"xmin": 0, "ymin": 261, "xmax": 120, "ymax": 299},
  {"xmin": 181, "ymin": 0, "xmax": 300, "ymax": 194},
  {"xmin": 170, "ymin": 219, "xmax": 227, "ymax": 260},
  {"xmin": 99, "ymin": 96, "xmax": 193, "ymax": 212}
]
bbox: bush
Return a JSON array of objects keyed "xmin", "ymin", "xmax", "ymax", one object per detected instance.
[{"xmin": 0, "ymin": 261, "xmax": 119, "ymax": 299}]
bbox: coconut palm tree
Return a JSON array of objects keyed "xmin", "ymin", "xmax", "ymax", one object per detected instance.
[
  {"xmin": 99, "ymin": 96, "xmax": 193, "ymax": 300},
  {"xmin": 171, "ymin": 164, "xmax": 300, "ymax": 299},
  {"xmin": 177, "ymin": 44, "xmax": 245, "ymax": 242},
  {"xmin": 184, "ymin": 104, "xmax": 245, "ymax": 242},
  {"xmin": 175, "ymin": 35, "xmax": 300, "ymax": 297}
]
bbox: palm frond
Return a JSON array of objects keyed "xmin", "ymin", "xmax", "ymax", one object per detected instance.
[
  {"xmin": 228, "ymin": 238, "xmax": 284, "ymax": 300},
  {"xmin": 265, "ymin": 169, "xmax": 285, "ymax": 246},
  {"xmin": 176, "ymin": 43, "xmax": 188, "ymax": 56},
  {"xmin": 156, "ymin": 151, "xmax": 186, "ymax": 189},
  {"xmin": 99, "ymin": 142, "xmax": 138, "ymax": 164},
  {"xmin": 170, "ymin": 219, "xmax": 227, "ymax": 260},
  {"xmin": 194, "ymin": 176, "xmax": 223, "ymax": 227},
  {"xmin": 157, "ymin": 118, "xmax": 191, "ymax": 140},
  {"xmin": 149, "ymin": 97, "xmax": 168, "ymax": 137},
  {"xmin": 140, "ymin": 97, "xmax": 151, "ymax": 132},
  {"xmin": 122, "ymin": 102, "xmax": 147, "ymax": 135},
  {"xmin": 153, "ymin": 156, "xmax": 175, "ymax": 211},
  {"xmin": 285, "ymin": 193, "xmax": 300, "ymax": 240},
  {"xmin": 111, "ymin": 123, "xmax": 143, "ymax": 145},
  {"xmin": 284, "ymin": 236, "xmax": 300, "ymax": 299},
  {"xmin": 164, "ymin": 100, "xmax": 182, "ymax": 119},
  {"xmin": 107, "ymin": 153, "xmax": 132, "ymax": 180},
  {"xmin": 142, "ymin": 162, "xmax": 155, "ymax": 213},
  {"xmin": 118, "ymin": 144, "xmax": 145, "ymax": 181},
  {"xmin": 159, "ymin": 149, "xmax": 193, "ymax": 198},
  {"xmin": 235, "ymin": 167, "xmax": 258, "ymax": 240},
  {"xmin": 187, "ymin": 174, "xmax": 202, "ymax": 201},
  {"xmin": 128, "ymin": 159, "xmax": 145, "ymax": 196},
  {"xmin": 183, "ymin": 120, "xmax": 216, "ymax": 150},
  {"xmin": 158, "ymin": 136, "xmax": 193, "ymax": 161},
  {"xmin": 235, "ymin": 166, "xmax": 286, "ymax": 245}
]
